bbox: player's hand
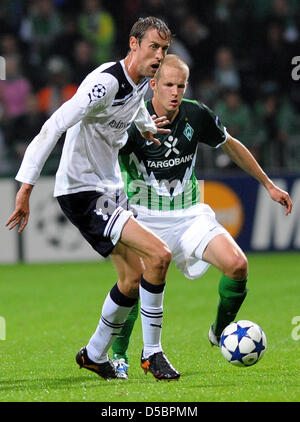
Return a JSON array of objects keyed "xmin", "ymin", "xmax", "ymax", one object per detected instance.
[
  {"xmin": 267, "ymin": 184, "xmax": 292, "ymax": 215},
  {"xmin": 151, "ymin": 115, "xmax": 171, "ymax": 133},
  {"xmin": 141, "ymin": 115, "xmax": 171, "ymax": 146},
  {"xmin": 5, "ymin": 183, "xmax": 33, "ymax": 232}
]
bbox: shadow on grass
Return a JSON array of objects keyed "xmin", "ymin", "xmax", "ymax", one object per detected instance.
[{"xmin": 0, "ymin": 374, "xmax": 112, "ymax": 393}]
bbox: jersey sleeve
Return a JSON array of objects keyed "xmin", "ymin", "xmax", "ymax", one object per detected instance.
[
  {"xmin": 119, "ymin": 123, "xmax": 140, "ymax": 155},
  {"xmin": 79, "ymin": 70, "xmax": 117, "ymax": 114},
  {"xmin": 133, "ymin": 97, "xmax": 157, "ymax": 134},
  {"xmin": 15, "ymin": 72, "xmax": 117, "ymax": 185},
  {"xmin": 198, "ymin": 103, "xmax": 228, "ymax": 148}
]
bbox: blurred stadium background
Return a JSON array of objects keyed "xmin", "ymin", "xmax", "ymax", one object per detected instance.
[{"xmin": 1, "ymin": 0, "xmax": 300, "ymax": 263}]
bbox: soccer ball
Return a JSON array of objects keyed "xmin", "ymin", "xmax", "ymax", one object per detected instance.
[{"xmin": 220, "ymin": 320, "xmax": 267, "ymax": 367}]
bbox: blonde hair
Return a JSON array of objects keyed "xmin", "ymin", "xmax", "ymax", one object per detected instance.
[{"xmin": 154, "ymin": 54, "xmax": 189, "ymax": 81}]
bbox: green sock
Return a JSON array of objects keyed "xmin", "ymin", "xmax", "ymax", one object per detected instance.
[
  {"xmin": 213, "ymin": 274, "xmax": 248, "ymax": 337},
  {"xmin": 111, "ymin": 301, "xmax": 139, "ymax": 364}
]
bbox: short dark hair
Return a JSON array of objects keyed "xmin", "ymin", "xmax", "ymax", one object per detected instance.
[{"xmin": 129, "ymin": 16, "xmax": 173, "ymax": 44}]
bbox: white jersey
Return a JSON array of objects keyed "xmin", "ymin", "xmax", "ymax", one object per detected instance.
[{"xmin": 15, "ymin": 60, "xmax": 157, "ymax": 196}]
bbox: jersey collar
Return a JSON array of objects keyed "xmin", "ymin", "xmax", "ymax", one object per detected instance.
[{"xmin": 120, "ymin": 60, "xmax": 147, "ymax": 90}]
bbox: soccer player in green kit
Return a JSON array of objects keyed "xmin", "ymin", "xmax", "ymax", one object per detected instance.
[{"xmin": 112, "ymin": 54, "xmax": 292, "ymax": 378}]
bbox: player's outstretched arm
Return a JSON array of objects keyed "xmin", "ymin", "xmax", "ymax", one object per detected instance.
[
  {"xmin": 6, "ymin": 183, "xmax": 33, "ymax": 232},
  {"xmin": 222, "ymin": 134, "xmax": 292, "ymax": 215}
]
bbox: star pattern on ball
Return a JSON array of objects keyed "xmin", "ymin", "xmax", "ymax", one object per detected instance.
[
  {"xmin": 231, "ymin": 325, "xmax": 251, "ymax": 342},
  {"xmin": 220, "ymin": 321, "xmax": 267, "ymax": 367},
  {"xmin": 230, "ymin": 347, "xmax": 248, "ymax": 362},
  {"xmin": 253, "ymin": 338, "xmax": 266, "ymax": 358}
]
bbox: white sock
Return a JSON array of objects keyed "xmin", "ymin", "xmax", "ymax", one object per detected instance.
[
  {"xmin": 139, "ymin": 276, "xmax": 165, "ymax": 359},
  {"xmin": 86, "ymin": 284, "xmax": 136, "ymax": 363}
]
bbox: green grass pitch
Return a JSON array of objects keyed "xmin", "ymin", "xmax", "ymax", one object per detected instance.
[{"xmin": 1, "ymin": 253, "xmax": 300, "ymax": 402}]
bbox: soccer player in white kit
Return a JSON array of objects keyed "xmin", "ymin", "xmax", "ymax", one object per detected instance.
[{"xmin": 6, "ymin": 17, "xmax": 180, "ymax": 381}]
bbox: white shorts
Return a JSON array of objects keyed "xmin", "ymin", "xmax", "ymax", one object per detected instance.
[{"xmin": 132, "ymin": 203, "xmax": 230, "ymax": 279}]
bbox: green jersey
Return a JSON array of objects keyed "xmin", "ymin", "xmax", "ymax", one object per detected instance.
[{"xmin": 119, "ymin": 99, "xmax": 227, "ymax": 210}]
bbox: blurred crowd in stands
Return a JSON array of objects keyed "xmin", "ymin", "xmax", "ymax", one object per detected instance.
[{"xmin": 0, "ymin": 0, "xmax": 300, "ymax": 176}]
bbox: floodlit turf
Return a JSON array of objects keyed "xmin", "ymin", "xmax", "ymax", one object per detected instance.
[{"xmin": 0, "ymin": 253, "xmax": 300, "ymax": 402}]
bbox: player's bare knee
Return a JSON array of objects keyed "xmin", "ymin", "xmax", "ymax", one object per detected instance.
[
  {"xmin": 149, "ymin": 244, "xmax": 172, "ymax": 274},
  {"xmin": 158, "ymin": 244, "xmax": 172, "ymax": 267},
  {"xmin": 226, "ymin": 254, "xmax": 248, "ymax": 280}
]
